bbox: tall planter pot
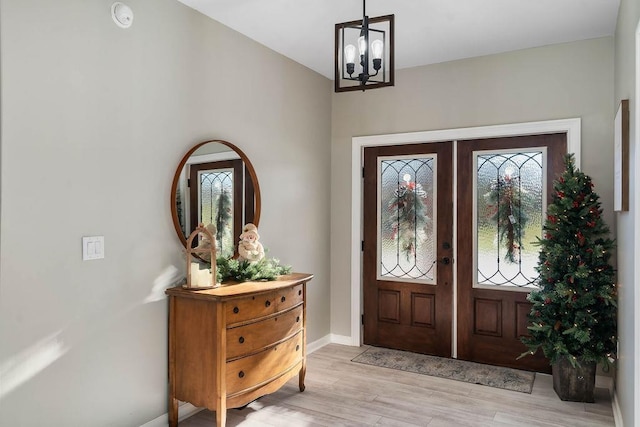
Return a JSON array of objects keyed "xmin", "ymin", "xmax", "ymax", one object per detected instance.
[{"xmin": 552, "ymin": 356, "xmax": 596, "ymax": 402}]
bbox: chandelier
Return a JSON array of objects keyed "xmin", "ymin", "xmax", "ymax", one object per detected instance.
[{"xmin": 334, "ymin": 0, "xmax": 394, "ymax": 92}]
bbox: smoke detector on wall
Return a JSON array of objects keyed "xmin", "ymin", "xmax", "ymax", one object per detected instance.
[{"xmin": 111, "ymin": 2, "xmax": 133, "ymax": 29}]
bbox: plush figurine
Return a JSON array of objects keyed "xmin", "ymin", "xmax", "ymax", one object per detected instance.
[
  {"xmin": 237, "ymin": 223, "xmax": 265, "ymax": 263},
  {"xmin": 194, "ymin": 222, "xmax": 217, "ymax": 261}
]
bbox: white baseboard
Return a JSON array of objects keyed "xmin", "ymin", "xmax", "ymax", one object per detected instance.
[
  {"xmin": 596, "ymin": 374, "xmax": 613, "ymax": 392},
  {"xmin": 307, "ymin": 334, "xmax": 332, "ymax": 354},
  {"xmin": 139, "ymin": 402, "xmax": 203, "ymax": 427},
  {"xmin": 307, "ymin": 333, "xmax": 359, "ymax": 354},
  {"xmin": 330, "ymin": 333, "xmax": 358, "ymax": 346},
  {"xmin": 612, "ymin": 389, "xmax": 623, "ymax": 427}
]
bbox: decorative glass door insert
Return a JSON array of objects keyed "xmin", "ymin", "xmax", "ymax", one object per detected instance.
[
  {"xmin": 473, "ymin": 149, "xmax": 546, "ymax": 289},
  {"xmin": 198, "ymin": 169, "xmax": 235, "ymax": 257},
  {"xmin": 377, "ymin": 155, "xmax": 437, "ymax": 283}
]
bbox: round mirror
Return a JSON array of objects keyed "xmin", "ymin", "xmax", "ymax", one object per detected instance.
[{"xmin": 170, "ymin": 140, "xmax": 261, "ymax": 258}]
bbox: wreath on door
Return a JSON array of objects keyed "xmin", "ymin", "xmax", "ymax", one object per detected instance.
[{"xmin": 486, "ymin": 171, "xmax": 528, "ymax": 263}]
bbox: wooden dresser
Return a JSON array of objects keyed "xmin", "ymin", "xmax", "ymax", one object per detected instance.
[{"xmin": 165, "ymin": 273, "xmax": 313, "ymax": 427}]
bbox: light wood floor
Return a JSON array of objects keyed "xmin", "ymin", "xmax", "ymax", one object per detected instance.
[{"xmin": 180, "ymin": 344, "xmax": 615, "ymax": 426}]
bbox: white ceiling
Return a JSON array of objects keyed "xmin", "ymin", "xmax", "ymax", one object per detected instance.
[{"xmin": 175, "ymin": 0, "xmax": 620, "ymax": 79}]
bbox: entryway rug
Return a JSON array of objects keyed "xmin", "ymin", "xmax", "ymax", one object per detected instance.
[{"xmin": 351, "ymin": 347, "xmax": 535, "ymax": 393}]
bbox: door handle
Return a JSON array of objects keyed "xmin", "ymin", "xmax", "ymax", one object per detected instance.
[{"xmin": 441, "ymin": 257, "xmax": 451, "ymax": 265}]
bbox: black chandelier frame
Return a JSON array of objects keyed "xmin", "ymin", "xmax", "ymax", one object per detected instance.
[{"xmin": 334, "ymin": 3, "xmax": 394, "ymax": 92}]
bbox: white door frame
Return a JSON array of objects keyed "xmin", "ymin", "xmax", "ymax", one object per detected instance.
[
  {"xmin": 350, "ymin": 118, "xmax": 581, "ymax": 349},
  {"xmin": 634, "ymin": 18, "xmax": 640, "ymax": 426}
]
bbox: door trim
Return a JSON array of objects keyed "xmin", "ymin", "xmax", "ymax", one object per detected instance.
[
  {"xmin": 349, "ymin": 118, "xmax": 582, "ymax": 350},
  {"xmin": 634, "ymin": 18, "xmax": 640, "ymax": 426}
]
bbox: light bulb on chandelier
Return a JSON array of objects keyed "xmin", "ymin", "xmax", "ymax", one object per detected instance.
[{"xmin": 335, "ymin": 0, "xmax": 394, "ymax": 92}]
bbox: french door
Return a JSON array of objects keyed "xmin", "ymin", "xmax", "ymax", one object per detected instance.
[
  {"xmin": 363, "ymin": 142, "xmax": 453, "ymax": 357},
  {"xmin": 362, "ymin": 133, "xmax": 566, "ymax": 372},
  {"xmin": 456, "ymin": 133, "xmax": 566, "ymax": 372}
]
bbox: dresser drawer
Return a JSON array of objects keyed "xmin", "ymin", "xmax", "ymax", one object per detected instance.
[
  {"xmin": 226, "ymin": 305, "xmax": 303, "ymax": 360},
  {"xmin": 225, "ymin": 284, "xmax": 304, "ymax": 325},
  {"xmin": 276, "ymin": 284, "xmax": 304, "ymax": 312},
  {"xmin": 226, "ymin": 331, "xmax": 303, "ymax": 395}
]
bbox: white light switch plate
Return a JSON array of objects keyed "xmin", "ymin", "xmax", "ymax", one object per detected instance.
[{"xmin": 82, "ymin": 236, "xmax": 104, "ymax": 260}]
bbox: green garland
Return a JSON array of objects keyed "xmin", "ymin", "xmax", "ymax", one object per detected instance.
[
  {"xmin": 486, "ymin": 173, "xmax": 528, "ymax": 263},
  {"xmin": 176, "ymin": 186, "xmax": 185, "ymax": 236},
  {"xmin": 214, "ymin": 189, "xmax": 233, "ymax": 256},
  {"xmin": 382, "ymin": 180, "xmax": 429, "ymax": 261},
  {"xmin": 215, "ymin": 256, "xmax": 292, "ymax": 283}
]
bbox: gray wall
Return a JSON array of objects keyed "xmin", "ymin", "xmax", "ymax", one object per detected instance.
[
  {"xmin": 330, "ymin": 38, "xmax": 615, "ymax": 342},
  {"xmin": 614, "ymin": 0, "xmax": 640, "ymax": 425},
  {"xmin": 0, "ymin": 0, "xmax": 331, "ymax": 426},
  {"xmin": 0, "ymin": 0, "xmax": 630, "ymax": 424}
]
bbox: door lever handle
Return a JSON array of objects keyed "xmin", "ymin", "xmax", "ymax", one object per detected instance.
[{"xmin": 441, "ymin": 257, "xmax": 451, "ymax": 265}]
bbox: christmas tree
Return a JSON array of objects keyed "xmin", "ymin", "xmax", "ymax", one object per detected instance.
[{"xmin": 520, "ymin": 154, "xmax": 617, "ymax": 367}]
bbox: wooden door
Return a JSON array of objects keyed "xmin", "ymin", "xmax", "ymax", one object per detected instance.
[
  {"xmin": 457, "ymin": 134, "xmax": 567, "ymax": 372},
  {"xmin": 189, "ymin": 159, "xmax": 243, "ymax": 257},
  {"xmin": 363, "ymin": 142, "xmax": 453, "ymax": 357}
]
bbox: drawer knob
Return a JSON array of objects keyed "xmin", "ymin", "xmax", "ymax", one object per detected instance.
[
  {"xmin": 238, "ymin": 336, "xmax": 245, "ymax": 344},
  {"xmin": 265, "ymin": 300, "xmax": 271, "ymax": 308},
  {"xmin": 296, "ymin": 345, "xmax": 300, "ymax": 351},
  {"xmin": 233, "ymin": 307, "xmax": 239, "ymax": 314},
  {"xmin": 281, "ymin": 296, "xmax": 286, "ymax": 303},
  {"xmin": 296, "ymin": 316, "xmax": 300, "ymax": 323},
  {"xmin": 238, "ymin": 371, "xmax": 245, "ymax": 378},
  {"xmin": 298, "ymin": 290, "xmax": 302, "ymax": 296}
]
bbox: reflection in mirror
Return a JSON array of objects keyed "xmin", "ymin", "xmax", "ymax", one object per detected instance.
[{"xmin": 171, "ymin": 140, "xmax": 260, "ymax": 258}]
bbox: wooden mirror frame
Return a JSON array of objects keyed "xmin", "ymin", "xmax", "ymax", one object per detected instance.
[{"xmin": 170, "ymin": 139, "xmax": 261, "ymax": 248}]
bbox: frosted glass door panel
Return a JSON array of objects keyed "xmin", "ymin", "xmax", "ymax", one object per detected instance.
[
  {"xmin": 199, "ymin": 169, "xmax": 234, "ymax": 257},
  {"xmin": 474, "ymin": 150, "xmax": 545, "ymax": 289},
  {"xmin": 377, "ymin": 156, "xmax": 437, "ymax": 283}
]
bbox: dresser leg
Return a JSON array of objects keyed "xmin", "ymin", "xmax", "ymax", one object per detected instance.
[
  {"xmin": 169, "ymin": 397, "xmax": 178, "ymax": 427},
  {"xmin": 298, "ymin": 363, "xmax": 306, "ymax": 392},
  {"xmin": 216, "ymin": 401, "xmax": 226, "ymax": 427},
  {"xmin": 168, "ymin": 295, "xmax": 178, "ymax": 427},
  {"xmin": 215, "ymin": 409, "xmax": 226, "ymax": 427}
]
